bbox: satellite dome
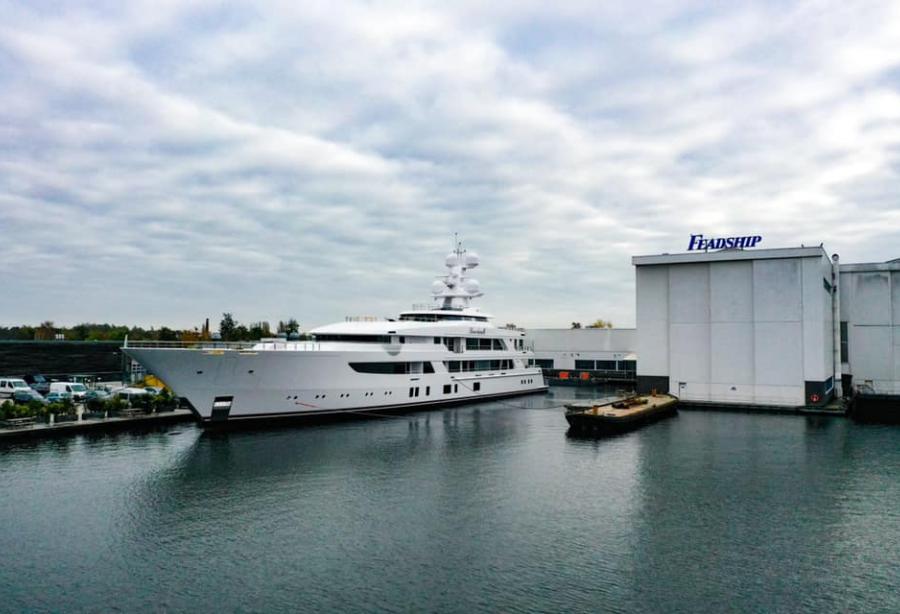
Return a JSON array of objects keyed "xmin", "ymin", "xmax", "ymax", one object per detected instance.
[
  {"xmin": 463, "ymin": 279, "xmax": 480, "ymax": 294},
  {"xmin": 431, "ymin": 280, "xmax": 446, "ymax": 295},
  {"xmin": 445, "ymin": 253, "xmax": 459, "ymax": 267},
  {"xmin": 465, "ymin": 252, "xmax": 480, "ymax": 268}
]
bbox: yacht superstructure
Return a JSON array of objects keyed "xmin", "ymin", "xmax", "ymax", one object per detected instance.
[{"xmin": 124, "ymin": 246, "xmax": 546, "ymax": 423}]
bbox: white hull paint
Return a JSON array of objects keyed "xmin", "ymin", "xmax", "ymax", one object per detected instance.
[{"xmin": 125, "ymin": 347, "xmax": 545, "ymax": 422}]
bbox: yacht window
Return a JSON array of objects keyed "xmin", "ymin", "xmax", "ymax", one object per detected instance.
[
  {"xmin": 349, "ymin": 361, "xmax": 437, "ymax": 374},
  {"xmin": 350, "ymin": 362, "xmax": 410, "ymax": 374},
  {"xmin": 442, "ymin": 360, "xmax": 510, "ymax": 373},
  {"xmin": 492, "ymin": 339, "xmax": 505, "ymax": 350},
  {"xmin": 315, "ymin": 334, "xmax": 391, "ymax": 343},
  {"xmin": 443, "ymin": 384, "xmax": 451, "ymax": 394},
  {"xmin": 465, "ymin": 338, "xmax": 493, "ymax": 351}
]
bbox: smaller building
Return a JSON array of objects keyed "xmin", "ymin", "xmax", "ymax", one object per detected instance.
[
  {"xmin": 839, "ymin": 259, "xmax": 900, "ymax": 395},
  {"xmin": 526, "ymin": 328, "xmax": 636, "ymax": 380}
]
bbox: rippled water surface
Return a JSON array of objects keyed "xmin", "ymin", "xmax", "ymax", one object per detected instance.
[{"xmin": 1, "ymin": 387, "xmax": 898, "ymax": 613}]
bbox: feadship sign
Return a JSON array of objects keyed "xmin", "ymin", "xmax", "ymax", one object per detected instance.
[{"xmin": 688, "ymin": 234, "xmax": 762, "ymax": 251}]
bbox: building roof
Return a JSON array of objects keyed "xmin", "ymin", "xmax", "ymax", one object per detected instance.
[
  {"xmin": 632, "ymin": 246, "xmax": 829, "ymax": 266},
  {"xmin": 839, "ymin": 260, "xmax": 900, "ymax": 273}
]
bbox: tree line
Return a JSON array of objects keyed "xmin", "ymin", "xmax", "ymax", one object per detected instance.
[{"xmin": 0, "ymin": 315, "xmax": 302, "ymax": 342}]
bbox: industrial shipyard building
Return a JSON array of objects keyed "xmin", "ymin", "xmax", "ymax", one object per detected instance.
[{"xmin": 529, "ymin": 243, "xmax": 899, "ymax": 410}]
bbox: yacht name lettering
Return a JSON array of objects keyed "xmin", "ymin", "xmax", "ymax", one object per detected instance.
[
  {"xmin": 469, "ymin": 328, "xmax": 487, "ymax": 335},
  {"xmin": 688, "ymin": 234, "xmax": 762, "ymax": 251}
]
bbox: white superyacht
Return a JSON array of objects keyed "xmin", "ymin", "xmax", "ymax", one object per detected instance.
[{"xmin": 124, "ymin": 246, "xmax": 546, "ymax": 423}]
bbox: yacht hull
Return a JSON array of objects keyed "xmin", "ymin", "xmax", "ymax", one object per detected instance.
[{"xmin": 124, "ymin": 347, "xmax": 547, "ymax": 424}]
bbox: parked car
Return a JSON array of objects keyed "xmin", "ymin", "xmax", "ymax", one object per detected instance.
[
  {"xmin": 13, "ymin": 388, "xmax": 45, "ymax": 404},
  {"xmin": 49, "ymin": 382, "xmax": 89, "ymax": 402},
  {"xmin": 23, "ymin": 374, "xmax": 51, "ymax": 394},
  {"xmin": 111, "ymin": 387, "xmax": 149, "ymax": 404},
  {"xmin": 85, "ymin": 389, "xmax": 111, "ymax": 401},
  {"xmin": 0, "ymin": 378, "xmax": 37, "ymax": 401},
  {"xmin": 44, "ymin": 391, "xmax": 72, "ymax": 403}
]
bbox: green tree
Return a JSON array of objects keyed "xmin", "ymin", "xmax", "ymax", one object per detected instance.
[
  {"xmin": 570, "ymin": 322, "xmax": 582, "ymax": 329},
  {"xmin": 35, "ymin": 321, "xmax": 56, "ymax": 340},
  {"xmin": 586, "ymin": 319, "xmax": 613, "ymax": 329},
  {"xmin": 219, "ymin": 313, "xmax": 237, "ymax": 340},
  {"xmin": 248, "ymin": 321, "xmax": 271, "ymax": 339}
]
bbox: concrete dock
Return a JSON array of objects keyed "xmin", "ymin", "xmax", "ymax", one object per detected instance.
[{"xmin": 0, "ymin": 410, "xmax": 194, "ymax": 442}]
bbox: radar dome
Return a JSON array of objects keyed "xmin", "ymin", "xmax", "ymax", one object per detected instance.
[
  {"xmin": 465, "ymin": 252, "xmax": 480, "ymax": 268},
  {"xmin": 431, "ymin": 280, "xmax": 447, "ymax": 295},
  {"xmin": 445, "ymin": 253, "xmax": 459, "ymax": 267},
  {"xmin": 463, "ymin": 279, "xmax": 481, "ymax": 294}
]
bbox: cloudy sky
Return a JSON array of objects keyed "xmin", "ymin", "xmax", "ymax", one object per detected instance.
[{"xmin": 2, "ymin": 1, "xmax": 899, "ymax": 330}]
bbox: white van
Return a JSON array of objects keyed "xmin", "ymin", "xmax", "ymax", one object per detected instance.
[
  {"xmin": 0, "ymin": 378, "xmax": 34, "ymax": 400},
  {"xmin": 49, "ymin": 382, "xmax": 89, "ymax": 402}
]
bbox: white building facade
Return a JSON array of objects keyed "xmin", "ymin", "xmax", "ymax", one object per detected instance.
[{"xmin": 633, "ymin": 247, "xmax": 837, "ymax": 408}]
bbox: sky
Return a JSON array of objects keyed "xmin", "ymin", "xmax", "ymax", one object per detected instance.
[{"xmin": 1, "ymin": 0, "xmax": 899, "ymax": 331}]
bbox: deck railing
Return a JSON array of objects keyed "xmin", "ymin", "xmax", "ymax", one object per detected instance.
[
  {"xmin": 123, "ymin": 340, "xmax": 259, "ymax": 350},
  {"xmin": 123, "ymin": 339, "xmax": 326, "ymax": 351}
]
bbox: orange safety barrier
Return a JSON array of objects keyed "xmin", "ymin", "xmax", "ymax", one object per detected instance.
[{"xmin": 559, "ymin": 371, "xmax": 569, "ymax": 380}]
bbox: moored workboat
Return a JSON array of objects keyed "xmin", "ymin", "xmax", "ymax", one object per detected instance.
[{"xmin": 565, "ymin": 393, "xmax": 678, "ymax": 435}]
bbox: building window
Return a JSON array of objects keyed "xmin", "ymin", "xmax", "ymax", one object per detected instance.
[
  {"xmin": 596, "ymin": 360, "xmax": 617, "ymax": 371},
  {"xmin": 529, "ymin": 359, "xmax": 553, "ymax": 369},
  {"xmin": 620, "ymin": 360, "xmax": 636, "ymax": 373},
  {"xmin": 840, "ymin": 321, "xmax": 849, "ymax": 363},
  {"xmin": 575, "ymin": 360, "xmax": 595, "ymax": 370}
]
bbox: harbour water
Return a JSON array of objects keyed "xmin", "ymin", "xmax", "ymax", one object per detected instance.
[{"xmin": 1, "ymin": 386, "xmax": 897, "ymax": 613}]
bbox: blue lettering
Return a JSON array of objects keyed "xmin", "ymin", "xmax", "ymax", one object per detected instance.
[{"xmin": 687, "ymin": 234, "xmax": 762, "ymax": 251}]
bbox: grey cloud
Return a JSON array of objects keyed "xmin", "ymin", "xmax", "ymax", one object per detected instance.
[{"xmin": 1, "ymin": 0, "xmax": 899, "ymax": 331}]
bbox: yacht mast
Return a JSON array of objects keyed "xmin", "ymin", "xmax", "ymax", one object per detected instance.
[{"xmin": 431, "ymin": 237, "xmax": 482, "ymax": 310}]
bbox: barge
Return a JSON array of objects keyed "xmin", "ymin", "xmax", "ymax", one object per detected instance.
[{"xmin": 565, "ymin": 393, "xmax": 678, "ymax": 435}]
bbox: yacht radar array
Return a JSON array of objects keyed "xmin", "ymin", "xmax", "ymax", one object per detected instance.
[{"xmin": 432, "ymin": 241, "xmax": 483, "ymax": 310}]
